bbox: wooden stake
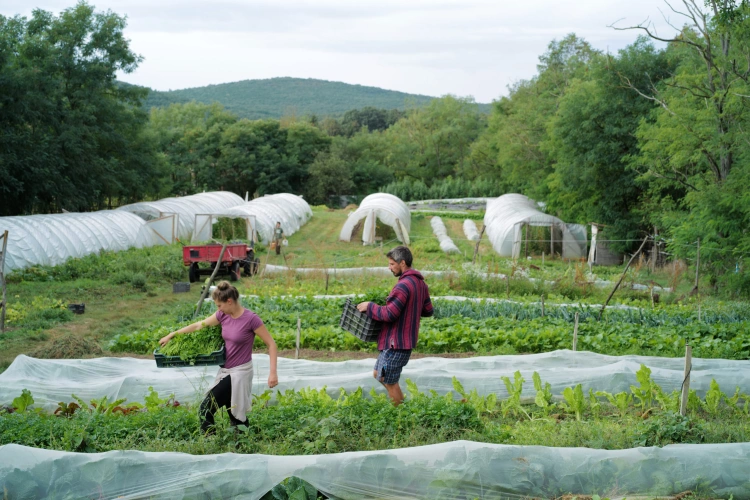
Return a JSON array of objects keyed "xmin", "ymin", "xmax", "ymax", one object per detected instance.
[
  {"xmin": 194, "ymin": 244, "xmax": 227, "ymax": 319},
  {"xmin": 525, "ymin": 224, "xmax": 529, "ymax": 259},
  {"xmin": 694, "ymin": 238, "xmax": 700, "ymax": 289},
  {"xmin": 542, "ymin": 252, "xmax": 545, "ymax": 266},
  {"xmin": 295, "ymin": 317, "xmax": 301, "ymax": 360},
  {"xmin": 573, "ymin": 312, "xmax": 579, "ymax": 351},
  {"xmin": 325, "ymin": 271, "xmax": 329, "ymax": 293},
  {"xmin": 506, "ymin": 276, "xmax": 510, "ymax": 298},
  {"xmin": 0, "ymin": 230, "xmax": 7, "ymax": 333},
  {"xmin": 259, "ymin": 241, "xmax": 273, "ymax": 278},
  {"xmin": 472, "ymin": 224, "xmax": 486, "ymax": 264},
  {"xmin": 680, "ymin": 344, "xmax": 692, "ymax": 416},
  {"xmin": 598, "ymin": 235, "xmax": 650, "ymax": 321},
  {"xmin": 540, "ymin": 295, "xmax": 545, "ymax": 318}
]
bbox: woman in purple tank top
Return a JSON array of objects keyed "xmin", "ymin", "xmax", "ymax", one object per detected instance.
[{"xmin": 159, "ymin": 281, "xmax": 278, "ymax": 433}]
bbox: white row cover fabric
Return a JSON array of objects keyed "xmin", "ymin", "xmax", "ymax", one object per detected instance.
[
  {"xmin": 430, "ymin": 216, "xmax": 460, "ymax": 253},
  {"xmin": 484, "ymin": 194, "xmax": 587, "ymax": 259},
  {"xmin": 220, "ymin": 194, "xmax": 312, "ymax": 243},
  {"xmin": 0, "ymin": 211, "xmax": 156, "ymax": 272},
  {"xmin": 339, "ymin": 193, "xmax": 411, "ymax": 245},
  {"xmin": 2, "ymin": 441, "xmax": 748, "ymax": 499},
  {"xmin": 463, "ymin": 219, "xmax": 480, "ymax": 241},
  {"xmin": 118, "ymin": 191, "xmax": 244, "ymax": 241},
  {"xmin": 2, "ymin": 350, "xmax": 747, "ymax": 411}
]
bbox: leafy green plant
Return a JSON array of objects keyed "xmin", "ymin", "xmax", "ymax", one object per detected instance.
[
  {"xmin": 532, "ymin": 371, "xmax": 555, "ymax": 414},
  {"xmin": 596, "ymin": 390, "xmax": 633, "ymax": 417},
  {"xmin": 12, "ymin": 389, "xmax": 34, "ymax": 413},
  {"xmin": 262, "ymin": 476, "xmax": 320, "ymax": 500},
  {"xmin": 701, "ymin": 379, "xmax": 725, "ymax": 416},
  {"xmin": 452, "ymin": 376, "xmax": 497, "ymax": 415},
  {"xmin": 500, "ymin": 371, "xmax": 529, "ymax": 419},
  {"xmin": 630, "ymin": 364, "xmax": 654, "ymax": 412},
  {"xmin": 634, "ymin": 411, "xmax": 705, "ymax": 447},
  {"xmin": 562, "ymin": 384, "xmax": 586, "ymax": 421}
]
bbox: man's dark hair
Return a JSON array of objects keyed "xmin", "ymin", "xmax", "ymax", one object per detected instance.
[{"xmin": 387, "ymin": 246, "xmax": 413, "ymax": 267}]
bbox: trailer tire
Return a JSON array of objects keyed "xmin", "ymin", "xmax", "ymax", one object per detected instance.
[
  {"xmin": 230, "ymin": 261, "xmax": 240, "ymax": 281},
  {"xmin": 188, "ymin": 263, "xmax": 200, "ymax": 283}
]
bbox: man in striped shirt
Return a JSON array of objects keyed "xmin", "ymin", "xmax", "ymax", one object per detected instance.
[{"xmin": 357, "ymin": 246, "xmax": 433, "ymax": 405}]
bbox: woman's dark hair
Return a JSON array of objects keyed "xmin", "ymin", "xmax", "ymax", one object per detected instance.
[
  {"xmin": 387, "ymin": 246, "xmax": 413, "ymax": 267},
  {"xmin": 212, "ymin": 281, "xmax": 240, "ymax": 303}
]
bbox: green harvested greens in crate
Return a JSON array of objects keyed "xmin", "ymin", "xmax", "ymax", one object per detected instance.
[{"xmin": 157, "ymin": 325, "xmax": 223, "ymax": 363}]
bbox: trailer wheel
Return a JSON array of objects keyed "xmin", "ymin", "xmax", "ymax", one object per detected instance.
[
  {"xmin": 188, "ymin": 263, "xmax": 199, "ymax": 283},
  {"xmin": 230, "ymin": 261, "xmax": 240, "ymax": 281}
]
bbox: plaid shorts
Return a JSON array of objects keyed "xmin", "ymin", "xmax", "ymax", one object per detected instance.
[{"xmin": 374, "ymin": 349, "xmax": 412, "ymax": 385}]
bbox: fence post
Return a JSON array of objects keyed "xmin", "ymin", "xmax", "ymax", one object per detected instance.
[
  {"xmin": 573, "ymin": 312, "xmax": 579, "ymax": 351},
  {"xmin": 680, "ymin": 344, "xmax": 692, "ymax": 416},
  {"xmin": 0, "ymin": 230, "xmax": 7, "ymax": 333},
  {"xmin": 694, "ymin": 238, "xmax": 700, "ymax": 289},
  {"xmin": 540, "ymin": 295, "xmax": 545, "ymax": 318},
  {"xmin": 296, "ymin": 317, "xmax": 301, "ymax": 360}
]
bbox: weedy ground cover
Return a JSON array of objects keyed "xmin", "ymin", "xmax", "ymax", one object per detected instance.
[{"xmin": 2, "ymin": 367, "xmax": 748, "ymax": 456}]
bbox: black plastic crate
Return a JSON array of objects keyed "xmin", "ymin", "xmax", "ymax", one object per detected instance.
[
  {"xmin": 154, "ymin": 344, "xmax": 226, "ymax": 368},
  {"xmin": 339, "ymin": 298, "xmax": 381, "ymax": 342}
]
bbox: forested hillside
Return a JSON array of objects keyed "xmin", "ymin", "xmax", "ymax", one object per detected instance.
[
  {"xmin": 141, "ymin": 77, "xmax": 494, "ymax": 119},
  {"xmin": 3, "ymin": 0, "xmax": 750, "ymax": 295}
]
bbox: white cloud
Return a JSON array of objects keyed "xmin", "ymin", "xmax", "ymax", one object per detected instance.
[{"xmin": 1, "ymin": 0, "xmax": 681, "ymax": 102}]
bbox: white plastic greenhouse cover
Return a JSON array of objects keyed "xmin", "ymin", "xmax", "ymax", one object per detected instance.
[
  {"xmin": 2, "ymin": 350, "xmax": 748, "ymax": 412},
  {"xmin": 430, "ymin": 216, "xmax": 460, "ymax": 253},
  {"xmin": 117, "ymin": 191, "xmax": 244, "ymax": 241},
  {"xmin": 2, "ymin": 441, "xmax": 748, "ymax": 499},
  {"xmin": 340, "ymin": 193, "xmax": 411, "ymax": 245},
  {"xmin": 220, "ymin": 194, "xmax": 312, "ymax": 243},
  {"xmin": 484, "ymin": 194, "xmax": 587, "ymax": 259},
  {"xmin": 0, "ymin": 211, "xmax": 156, "ymax": 272}
]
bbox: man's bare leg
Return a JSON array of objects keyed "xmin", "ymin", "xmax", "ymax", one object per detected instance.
[
  {"xmin": 374, "ymin": 370, "xmax": 404, "ymax": 406},
  {"xmin": 384, "ymin": 383, "xmax": 404, "ymax": 406}
]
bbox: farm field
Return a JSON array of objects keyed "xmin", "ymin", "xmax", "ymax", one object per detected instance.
[{"xmin": 1, "ymin": 206, "xmax": 749, "ymax": 499}]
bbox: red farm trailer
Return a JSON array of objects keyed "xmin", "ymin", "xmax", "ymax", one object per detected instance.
[{"xmin": 182, "ymin": 243, "xmax": 260, "ymax": 283}]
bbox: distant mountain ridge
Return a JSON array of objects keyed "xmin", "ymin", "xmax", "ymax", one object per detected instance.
[{"xmin": 141, "ymin": 77, "xmax": 490, "ymax": 119}]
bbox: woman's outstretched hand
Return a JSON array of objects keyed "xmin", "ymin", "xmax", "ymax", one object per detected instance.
[{"xmin": 158, "ymin": 332, "xmax": 175, "ymax": 347}]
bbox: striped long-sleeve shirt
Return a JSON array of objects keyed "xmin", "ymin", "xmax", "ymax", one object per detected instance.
[{"xmin": 366, "ymin": 269, "xmax": 433, "ymax": 350}]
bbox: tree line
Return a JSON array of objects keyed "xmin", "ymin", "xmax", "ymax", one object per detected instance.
[{"xmin": 2, "ymin": 1, "xmax": 750, "ymax": 293}]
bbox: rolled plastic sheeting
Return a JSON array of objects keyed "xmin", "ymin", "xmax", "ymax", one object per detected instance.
[
  {"xmin": 430, "ymin": 216, "xmax": 460, "ymax": 253},
  {"xmin": 2, "ymin": 351, "xmax": 748, "ymax": 412},
  {"xmin": 118, "ymin": 191, "xmax": 244, "ymax": 241},
  {"xmin": 2, "ymin": 441, "xmax": 749, "ymax": 499},
  {"xmin": 221, "ymin": 194, "xmax": 312, "ymax": 243},
  {"xmin": 339, "ymin": 193, "xmax": 411, "ymax": 245},
  {"xmin": 0, "ymin": 211, "xmax": 157, "ymax": 272},
  {"xmin": 463, "ymin": 219, "xmax": 480, "ymax": 241}
]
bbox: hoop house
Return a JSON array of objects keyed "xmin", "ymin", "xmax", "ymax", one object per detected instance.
[
  {"xmin": 118, "ymin": 192, "xmax": 244, "ymax": 241},
  {"xmin": 484, "ymin": 194, "xmax": 586, "ymax": 259},
  {"xmin": 219, "ymin": 194, "xmax": 312, "ymax": 243},
  {"xmin": 339, "ymin": 193, "xmax": 411, "ymax": 245},
  {"xmin": 0, "ymin": 211, "xmax": 156, "ymax": 272}
]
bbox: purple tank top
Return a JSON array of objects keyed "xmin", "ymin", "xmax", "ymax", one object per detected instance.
[{"xmin": 215, "ymin": 309, "xmax": 264, "ymax": 369}]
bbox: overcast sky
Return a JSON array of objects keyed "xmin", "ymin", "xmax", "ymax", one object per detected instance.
[{"xmin": 1, "ymin": 0, "xmax": 681, "ymax": 103}]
